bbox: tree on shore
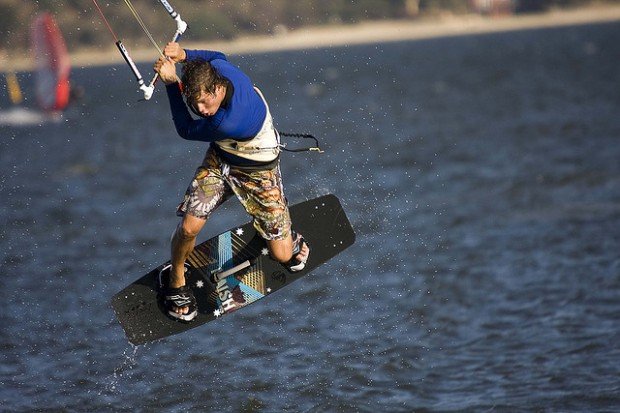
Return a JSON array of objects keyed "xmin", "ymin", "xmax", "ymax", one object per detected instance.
[{"xmin": 0, "ymin": 0, "xmax": 616, "ymax": 56}]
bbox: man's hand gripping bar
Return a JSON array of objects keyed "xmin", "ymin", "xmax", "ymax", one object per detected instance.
[{"xmin": 116, "ymin": 0, "xmax": 187, "ymax": 100}]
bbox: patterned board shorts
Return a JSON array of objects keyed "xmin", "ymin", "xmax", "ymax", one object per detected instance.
[{"xmin": 177, "ymin": 147, "xmax": 292, "ymax": 241}]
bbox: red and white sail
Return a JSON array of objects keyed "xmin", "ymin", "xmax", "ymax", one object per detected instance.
[{"xmin": 31, "ymin": 13, "xmax": 71, "ymax": 112}]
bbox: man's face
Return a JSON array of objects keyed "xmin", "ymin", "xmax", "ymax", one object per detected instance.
[{"xmin": 191, "ymin": 85, "xmax": 226, "ymax": 117}]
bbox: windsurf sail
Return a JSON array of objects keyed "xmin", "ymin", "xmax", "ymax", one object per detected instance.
[{"xmin": 31, "ymin": 12, "xmax": 71, "ymax": 112}]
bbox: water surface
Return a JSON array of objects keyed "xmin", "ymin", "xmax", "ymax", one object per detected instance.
[{"xmin": 1, "ymin": 21, "xmax": 619, "ymax": 412}]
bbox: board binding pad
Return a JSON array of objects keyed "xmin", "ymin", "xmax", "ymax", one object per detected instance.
[{"xmin": 112, "ymin": 194, "xmax": 355, "ymax": 345}]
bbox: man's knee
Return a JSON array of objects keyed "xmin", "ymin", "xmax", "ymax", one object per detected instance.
[{"xmin": 175, "ymin": 220, "xmax": 202, "ymax": 241}]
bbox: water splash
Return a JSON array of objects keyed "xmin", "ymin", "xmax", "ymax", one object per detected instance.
[{"xmin": 101, "ymin": 344, "xmax": 139, "ymax": 395}]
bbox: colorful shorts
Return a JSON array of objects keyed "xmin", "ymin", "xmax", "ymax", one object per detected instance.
[{"xmin": 177, "ymin": 148, "xmax": 291, "ymax": 241}]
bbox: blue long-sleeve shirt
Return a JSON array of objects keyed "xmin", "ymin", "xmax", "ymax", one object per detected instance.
[{"xmin": 165, "ymin": 49, "xmax": 268, "ymax": 164}]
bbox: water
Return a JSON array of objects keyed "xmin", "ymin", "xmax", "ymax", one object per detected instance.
[{"xmin": 1, "ymin": 21, "xmax": 619, "ymax": 412}]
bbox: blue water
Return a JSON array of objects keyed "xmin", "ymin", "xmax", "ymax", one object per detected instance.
[{"xmin": 1, "ymin": 21, "xmax": 619, "ymax": 412}]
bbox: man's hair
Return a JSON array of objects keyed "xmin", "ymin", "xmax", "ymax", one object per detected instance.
[{"xmin": 181, "ymin": 58, "xmax": 227, "ymax": 103}]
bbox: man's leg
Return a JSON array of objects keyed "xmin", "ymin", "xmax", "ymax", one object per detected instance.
[
  {"xmin": 227, "ymin": 164, "xmax": 309, "ymax": 269},
  {"xmin": 169, "ymin": 214, "xmax": 207, "ymax": 315},
  {"xmin": 267, "ymin": 233, "xmax": 309, "ymax": 265}
]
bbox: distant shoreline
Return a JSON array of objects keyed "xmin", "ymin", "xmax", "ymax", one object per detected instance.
[{"xmin": 9, "ymin": 3, "xmax": 620, "ymax": 72}]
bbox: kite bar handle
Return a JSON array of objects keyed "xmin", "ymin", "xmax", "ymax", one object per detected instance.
[
  {"xmin": 156, "ymin": 0, "xmax": 188, "ymax": 40},
  {"xmin": 116, "ymin": 40, "xmax": 155, "ymax": 100},
  {"xmin": 142, "ymin": 1, "xmax": 188, "ymax": 100}
]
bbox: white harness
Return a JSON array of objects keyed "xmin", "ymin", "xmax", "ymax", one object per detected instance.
[{"xmin": 214, "ymin": 87, "xmax": 280, "ymax": 163}]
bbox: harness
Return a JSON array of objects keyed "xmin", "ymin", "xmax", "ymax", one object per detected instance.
[
  {"xmin": 214, "ymin": 87, "xmax": 281, "ymax": 163},
  {"xmin": 215, "ymin": 88, "xmax": 324, "ymax": 163}
]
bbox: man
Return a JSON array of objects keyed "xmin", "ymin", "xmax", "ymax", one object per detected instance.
[{"xmin": 154, "ymin": 42, "xmax": 309, "ymax": 322}]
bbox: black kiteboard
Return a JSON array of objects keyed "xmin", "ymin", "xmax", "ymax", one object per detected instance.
[{"xmin": 112, "ymin": 194, "xmax": 355, "ymax": 345}]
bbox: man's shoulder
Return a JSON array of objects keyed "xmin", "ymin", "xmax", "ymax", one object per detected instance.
[{"xmin": 215, "ymin": 61, "xmax": 253, "ymax": 89}]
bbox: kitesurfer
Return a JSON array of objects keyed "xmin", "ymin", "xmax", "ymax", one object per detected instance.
[{"xmin": 154, "ymin": 42, "xmax": 310, "ymax": 322}]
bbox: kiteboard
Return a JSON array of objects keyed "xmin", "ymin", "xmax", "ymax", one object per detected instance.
[{"xmin": 112, "ymin": 194, "xmax": 355, "ymax": 345}]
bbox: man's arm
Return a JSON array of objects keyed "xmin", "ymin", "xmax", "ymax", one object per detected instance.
[
  {"xmin": 162, "ymin": 41, "xmax": 227, "ymax": 63},
  {"xmin": 154, "ymin": 54, "xmax": 222, "ymax": 141},
  {"xmin": 164, "ymin": 83, "xmax": 223, "ymax": 142},
  {"xmin": 184, "ymin": 49, "xmax": 227, "ymax": 63}
]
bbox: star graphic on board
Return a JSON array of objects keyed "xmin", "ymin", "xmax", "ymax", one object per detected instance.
[
  {"xmin": 196, "ymin": 280, "xmax": 204, "ymax": 289},
  {"xmin": 261, "ymin": 247, "xmax": 269, "ymax": 256},
  {"xmin": 214, "ymin": 308, "xmax": 222, "ymax": 318},
  {"xmin": 266, "ymin": 287, "xmax": 272, "ymax": 293},
  {"xmin": 235, "ymin": 228, "xmax": 244, "ymax": 236}
]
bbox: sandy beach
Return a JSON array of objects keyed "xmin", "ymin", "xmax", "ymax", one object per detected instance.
[{"xmin": 9, "ymin": 3, "xmax": 620, "ymax": 71}]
